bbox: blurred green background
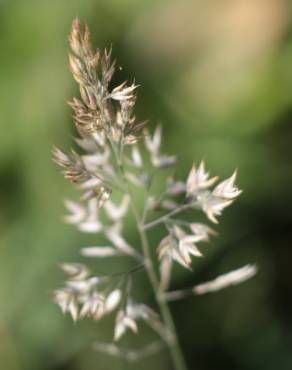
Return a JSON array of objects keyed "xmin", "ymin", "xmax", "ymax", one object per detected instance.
[{"xmin": 1, "ymin": 0, "xmax": 292, "ymax": 369}]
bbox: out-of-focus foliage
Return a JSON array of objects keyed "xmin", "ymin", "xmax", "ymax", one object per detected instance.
[{"xmin": 1, "ymin": 0, "xmax": 292, "ymax": 369}]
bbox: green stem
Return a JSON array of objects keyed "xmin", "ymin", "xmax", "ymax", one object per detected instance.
[
  {"xmin": 109, "ymin": 139, "xmax": 187, "ymax": 370},
  {"xmin": 143, "ymin": 202, "xmax": 199, "ymax": 231},
  {"xmin": 137, "ymin": 222, "xmax": 187, "ymax": 370}
]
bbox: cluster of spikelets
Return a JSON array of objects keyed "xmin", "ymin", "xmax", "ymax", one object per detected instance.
[{"xmin": 53, "ymin": 19, "xmax": 256, "ymax": 347}]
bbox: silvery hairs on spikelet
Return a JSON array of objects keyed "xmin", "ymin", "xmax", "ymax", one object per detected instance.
[{"xmin": 52, "ymin": 18, "xmax": 257, "ymax": 369}]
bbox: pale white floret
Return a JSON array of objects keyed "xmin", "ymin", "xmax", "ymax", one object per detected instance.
[
  {"xmin": 198, "ymin": 192, "xmax": 233, "ymax": 224},
  {"xmin": 64, "ymin": 199, "xmax": 86, "ymax": 224},
  {"xmin": 66, "ymin": 277, "xmax": 99, "ymax": 292},
  {"xmin": 174, "ymin": 226, "xmax": 203, "ymax": 265},
  {"xmin": 189, "ymin": 223, "xmax": 216, "ymax": 242},
  {"xmin": 81, "ymin": 246, "xmax": 119, "ymax": 257},
  {"xmin": 193, "ymin": 264, "xmax": 257, "ymax": 294},
  {"xmin": 186, "ymin": 161, "xmax": 218, "ymax": 195},
  {"xmin": 114, "ymin": 310, "xmax": 138, "ymax": 341},
  {"xmin": 60, "ymin": 262, "xmax": 89, "ymax": 280},
  {"xmin": 104, "ymin": 195, "xmax": 130, "ymax": 221},
  {"xmin": 79, "ymin": 292, "xmax": 105, "ymax": 318},
  {"xmin": 145, "ymin": 125, "xmax": 176, "ymax": 168},
  {"xmin": 79, "ymin": 177, "xmax": 102, "ymax": 190},
  {"xmin": 151, "ymin": 153, "xmax": 177, "ymax": 169},
  {"xmin": 145, "ymin": 125, "xmax": 162, "ymax": 154},
  {"xmin": 105, "ymin": 223, "xmax": 138, "ymax": 258},
  {"xmin": 53, "ymin": 288, "xmax": 79, "ymax": 322},
  {"xmin": 65, "ymin": 198, "xmax": 103, "ymax": 233},
  {"xmin": 79, "ymin": 289, "xmax": 121, "ymax": 320},
  {"xmin": 105, "ymin": 290, "xmax": 122, "ymax": 313},
  {"xmin": 110, "ymin": 82, "xmax": 138, "ymax": 101},
  {"xmin": 131, "ymin": 145, "xmax": 143, "ymax": 168},
  {"xmin": 212, "ymin": 171, "xmax": 242, "ymax": 200},
  {"xmin": 157, "ymin": 232, "xmax": 199, "ymax": 270},
  {"xmin": 113, "ymin": 302, "xmax": 157, "ymax": 341},
  {"xmin": 82, "ymin": 146, "xmax": 110, "ymax": 170},
  {"xmin": 78, "ymin": 220, "xmax": 103, "ymax": 233},
  {"xmin": 78, "ymin": 198, "xmax": 103, "ymax": 233}
]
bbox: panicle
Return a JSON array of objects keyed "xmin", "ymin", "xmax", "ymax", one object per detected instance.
[{"xmin": 52, "ymin": 18, "xmax": 254, "ymax": 356}]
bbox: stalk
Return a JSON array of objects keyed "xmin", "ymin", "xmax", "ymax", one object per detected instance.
[
  {"xmin": 110, "ymin": 139, "xmax": 187, "ymax": 370},
  {"xmin": 143, "ymin": 202, "xmax": 198, "ymax": 231},
  {"xmin": 137, "ymin": 220, "xmax": 188, "ymax": 370}
]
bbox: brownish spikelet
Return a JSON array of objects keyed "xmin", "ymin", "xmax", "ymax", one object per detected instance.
[
  {"xmin": 79, "ymin": 85, "xmax": 97, "ymax": 110},
  {"xmin": 128, "ymin": 120, "xmax": 148, "ymax": 134},
  {"xmin": 68, "ymin": 18, "xmax": 82, "ymax": 56},
  {"xmin": 82, "ymin": 23, "xmax": 93, "ymax": 58},
  {"xmin": 69, "ymin": 97, "xmax": 102, "ymax": 133},
  {"xmin": 52, "ymin": 146, "xmax": 69, "ymax": 168},
  {"xmin": 68, "ymin": 53, "xmax": 86, "ymax": 85},
  {"xmin": 89, "ymin": 49, "xmax": 100, "ymax": 69},
  {"xmin": 52, "ymin": 146, "xmax": 91, "ymax": 183},
  {"xmin": 101, "ymin": 48, "xmax": 116, "ymax": 85}
]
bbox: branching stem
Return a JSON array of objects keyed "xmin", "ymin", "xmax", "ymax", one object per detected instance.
[
  {"xmin": 111, "ymin": 263, "xmax": 145, "ymax": 278},
  {"xmin": 143, "ymin": 202, "xmax": 199, "ymax": 231},
  {"xmin": 109, "ymin": 139, "xmax": 187, "ymax": 370}
]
